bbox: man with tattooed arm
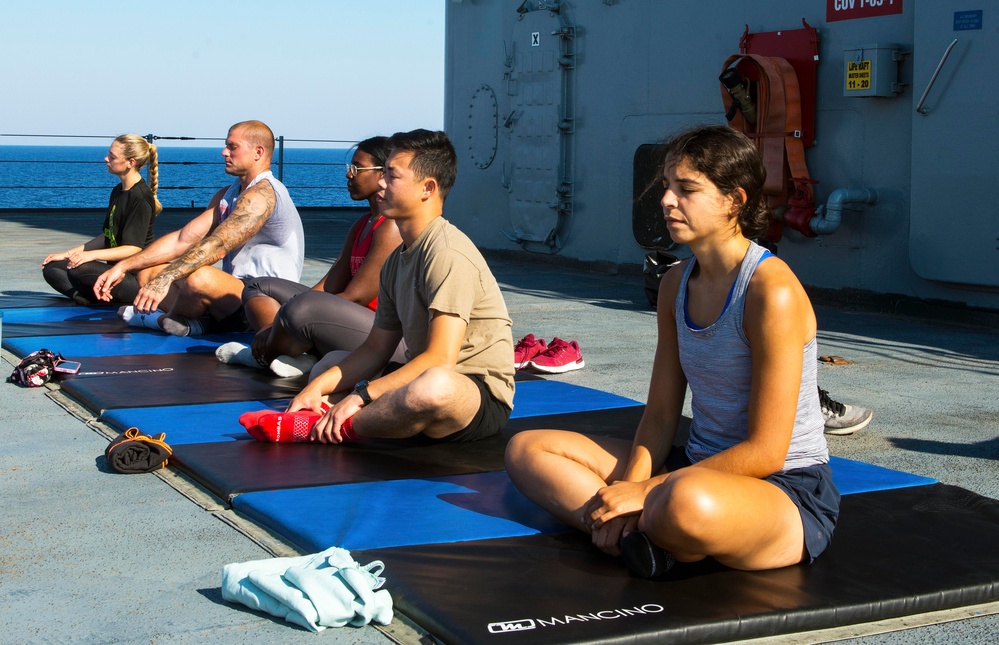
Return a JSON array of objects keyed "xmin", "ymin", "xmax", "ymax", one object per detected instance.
[{"xmin": 94, "ymin": 120, "xmax": 305, "ymax": 336}]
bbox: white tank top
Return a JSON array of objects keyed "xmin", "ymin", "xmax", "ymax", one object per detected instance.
[{"xmin": 217, "ymin": 170, "xmax": 304, "ymax": 281}]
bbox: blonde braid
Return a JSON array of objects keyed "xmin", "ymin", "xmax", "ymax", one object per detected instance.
[
  {"xmin": 115, "ymin": 134, "xmax": 163, "ymax": 214},
  {"xmin": 146, "ymin": 143, "xmax": 163, "ymax": 214}
]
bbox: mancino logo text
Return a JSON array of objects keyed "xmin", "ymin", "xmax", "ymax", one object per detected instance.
[
  {"xmin": 79, "ymin": 367, "xmax": 175, "ymax": 376},
  {"xmin": 487, "ymin": 604, "xmax": 664, "ymax": 634}
]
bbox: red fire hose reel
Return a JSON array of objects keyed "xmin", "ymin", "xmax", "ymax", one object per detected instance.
[{"xmin": 720, "ymin": 20, "xmax": 821, "ymax": 239}]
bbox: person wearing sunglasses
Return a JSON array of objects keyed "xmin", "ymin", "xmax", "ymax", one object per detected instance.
[
  {"xmin": 217, "ymin": 135, "xmax": 404, "ymax": 377},
  {"xmin": 42, "ymin": 134, "xmax": 161, "ymax": 305}
]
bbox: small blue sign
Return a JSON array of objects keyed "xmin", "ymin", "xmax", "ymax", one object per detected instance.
[{"xmin": 954, "ymin": 10, "xmax": 983, "ymax": 31}]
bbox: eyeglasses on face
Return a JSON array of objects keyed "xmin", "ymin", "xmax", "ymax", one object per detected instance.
[{"xmin": 346, "ymin": 164, "xmax": 383, "ymax": 177}]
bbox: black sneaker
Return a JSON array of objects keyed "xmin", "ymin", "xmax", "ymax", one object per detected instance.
[
  {"xmin": 620, "ymin": 531, "xmax": 675, "ymax": 579},
  {"xmin": 70, "ymin": 291, "xmax": 94, "ymax": 306}
]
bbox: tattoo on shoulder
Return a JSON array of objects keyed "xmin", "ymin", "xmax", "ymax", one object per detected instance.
[
  {"xmin": 215, "ymin": 180, "xmax": 276, "ymax": 250},
  {"xmin": 165, "ymin": 180, "xmax": 277, "ymax": 279}
]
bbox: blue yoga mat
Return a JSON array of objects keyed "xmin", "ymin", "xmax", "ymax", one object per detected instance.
[
  {"xmin": 509, "ymin": 380, "xmax": 640, "ymax": 418},
  {"xmin": 101, "ymin": 400, "xmax": 289, "ymax": 444},
  {"xmin": 100, "ymin": 380, "xmax": 640, "ymax": 446},
  {"xmin": 3, "ymin": 332, "xmax": 254, "ymax": 358},
  {"xmin": 829, "ymin": 455, "xmax": 936, "ymax": 494},
  {"xmin": 0, "ymin": 305, "xmax": 119, "ymax": 323},
  {"xmin": 0, "ymin": 293, "xmax": 79, "ymax": 309},
  {"xmin": 230, "ymin": 457, "xmax": 936, "ymax": 553},
  {"xmin": 232, "ymin": 470, "xmax": 567, "ymax": 553}
]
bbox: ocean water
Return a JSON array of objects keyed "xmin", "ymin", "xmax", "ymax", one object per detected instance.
[{"xmin": 0, "ymin": 145, "xmax": 356, "ymax": 209}]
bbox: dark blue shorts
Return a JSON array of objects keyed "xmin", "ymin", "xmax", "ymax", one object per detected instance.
[
  {"xmin": 667, "ymin": 452, "xmax": 840, "ymax": 562},
  {"xmin": 765, "ymin": 463, "xmax": 840, "ymax": 561}
]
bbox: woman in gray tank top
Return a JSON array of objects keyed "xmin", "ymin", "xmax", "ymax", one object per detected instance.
[{"xmin": 506, "ymin": 125, "xmax": 839, "ymax": 579}]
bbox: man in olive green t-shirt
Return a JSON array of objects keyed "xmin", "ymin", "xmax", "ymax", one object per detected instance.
[{"xmin": 287, "ymin": 129, "xmax": 515, "ymax": 444}]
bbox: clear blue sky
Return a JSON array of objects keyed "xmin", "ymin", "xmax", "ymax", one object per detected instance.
[{"xmin": 0, "ymin": 1, "xmax": 445, "ymax": 146}]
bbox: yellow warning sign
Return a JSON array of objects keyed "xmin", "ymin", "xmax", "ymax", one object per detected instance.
[{"xmin": 846, "ymin": 59, "xmax": 872, "ymax": 91}]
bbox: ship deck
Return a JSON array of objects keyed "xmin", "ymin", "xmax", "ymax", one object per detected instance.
[{"xmin": 1, "ymin": 208, "xmax": 997, "ymax": 644}]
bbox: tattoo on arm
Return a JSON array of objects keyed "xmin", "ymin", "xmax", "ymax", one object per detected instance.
[{"xmin": 157, "ymin": 180, "xmax": 277, "ymax": 284}]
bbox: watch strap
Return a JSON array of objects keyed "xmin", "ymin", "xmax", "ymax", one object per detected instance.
[{"xmin": 352, "ymin": 380, "xmax": 373, "ymax": 406}]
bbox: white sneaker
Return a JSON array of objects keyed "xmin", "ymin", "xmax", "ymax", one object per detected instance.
[{"xmin": 819, "ymin": 388, "xmax": 873, "ymax": 435}]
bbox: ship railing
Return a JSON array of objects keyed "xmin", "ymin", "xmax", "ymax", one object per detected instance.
[{"xmin": 0, "ymin": 132, "xmax": 359, "ymax": 209}]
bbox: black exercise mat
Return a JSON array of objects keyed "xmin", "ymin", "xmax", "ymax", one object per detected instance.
[
  {"xmin": 168, "ymin": 406, "xmax": 650, "ymax": 501},
  {"xmin": 3, "ymin": 318, "xmax": 132, "ymax": 338},
  {"xmin": 59, "ymin": 350, "xmax": 539, "ymax": 417},
  {"xmin": 172, "ymin": 433, "xmax": 509, "ymax": 501},
  {"xmin": 354, "ymin": 483, "xmax": 999, "ymax": 645},
  {"xmin": 506, "ymin": 405, "xmax": 690, "ymax": 444},
  {"xmin": 60, "ymin": 353, "xmax": 306, "ymax": 415}
]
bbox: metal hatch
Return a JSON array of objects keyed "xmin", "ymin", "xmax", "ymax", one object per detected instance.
[
  {"xmin": 909, "ymin": 3, "xmax": 999, "ymax": 287},
  {"xmin": 502, "ymin": 1, "xmax": 574, "ymax": 253}
]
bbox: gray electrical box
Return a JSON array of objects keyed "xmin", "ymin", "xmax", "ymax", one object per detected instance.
[{"xmin": 844, "ymin": 43, "xmax": 903, "ymax": 97}]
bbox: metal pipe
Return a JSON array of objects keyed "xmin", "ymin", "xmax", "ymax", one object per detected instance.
[
  {"xmin": 810, "ymin": 188, "xmax": 879, "ymax": 235},
  {"xmin": 276, "ymin": 135, "xmax": 285, "ymax": 182},
  {"xmin": 916, "ymin": 39, "xmax": 958, "ymax": 115}
]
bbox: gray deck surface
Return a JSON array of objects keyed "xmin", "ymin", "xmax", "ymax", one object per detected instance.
[{"xmin": 1, "ymin": 208, "xmax": 997, "ymax": 644}]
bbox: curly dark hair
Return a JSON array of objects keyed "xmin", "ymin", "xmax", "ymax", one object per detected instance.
[{"xmin": 354, "ymin": 135, "xmax": 394, "ymax": 167}]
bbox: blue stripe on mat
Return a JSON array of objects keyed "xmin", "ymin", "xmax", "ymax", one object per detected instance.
[
  {"xmin": 1, "ymin": 305, "xmax": 119, "ymax": 323},
  {"xmin": 102, "ymin": 400, "xmax": 288, "ymax": 444},
  {"xmin": 830, "ymin": 455, "xmax": 936, "ymax": 494},
  {"xmin": 510, "ymin": 380, "xmax": 640, "ymax": 418},
  {"xmin": 3, "ymin": 332, "xmax": 254, "ymax": 358},
  {"xmin": 232, "ymin": 471, "xmax": 566, "ymax": 552},
  {"xmin": 98, "ymin": 381, "xmax": 634, "ymax": 446},
  {"xmin": 230, "ymin": 457, "xmax": 935, "ymax": 553}
]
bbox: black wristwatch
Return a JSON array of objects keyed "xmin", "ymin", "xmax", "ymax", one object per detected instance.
[{"xmin": 352, "ymin": 380, "xmax": 373, "ymax": 406}]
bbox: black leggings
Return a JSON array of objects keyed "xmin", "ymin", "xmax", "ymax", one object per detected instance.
[
  {"xmin": 242, "ymin": 277, "xmax": 407, "ymax": 363},
  {"xmin": 42, "ymin": 259, "xmax": 139, "ymax": 305}
]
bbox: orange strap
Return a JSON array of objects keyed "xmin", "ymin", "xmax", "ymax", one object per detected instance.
[
  {"xmin": 720, "ymin": 54, "xmax": 814, "ymax": 209},
  {"xmin": 120, "ymin": 427, "xmax": 173, "ymax": 456}
]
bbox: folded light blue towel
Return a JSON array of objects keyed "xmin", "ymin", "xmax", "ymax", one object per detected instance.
[{"xmin": 221, "ymin": 546, "xmax": 393, "ymax": 632}]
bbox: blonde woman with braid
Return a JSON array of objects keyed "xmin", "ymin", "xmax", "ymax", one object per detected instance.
[{"xmin": 42, "ymin": 134, "xmax": 161, "ymax": 305}]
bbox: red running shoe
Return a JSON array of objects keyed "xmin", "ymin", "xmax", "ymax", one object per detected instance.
[
  {"xmin": 513, "ymin": 334, "xmax": 547, "ymax": 370},
  {"xmin": 529, "ymin": 338, "xmax": 585, "ymax": 373}
]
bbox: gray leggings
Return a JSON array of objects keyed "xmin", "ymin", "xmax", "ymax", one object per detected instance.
[
  {"xmin": 242, "ymin": 277, "xmax": 407, "ymax": 363},
  {"xmin": 242, "ymin": 276, "xmax": 310, "ymax": 307}
]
